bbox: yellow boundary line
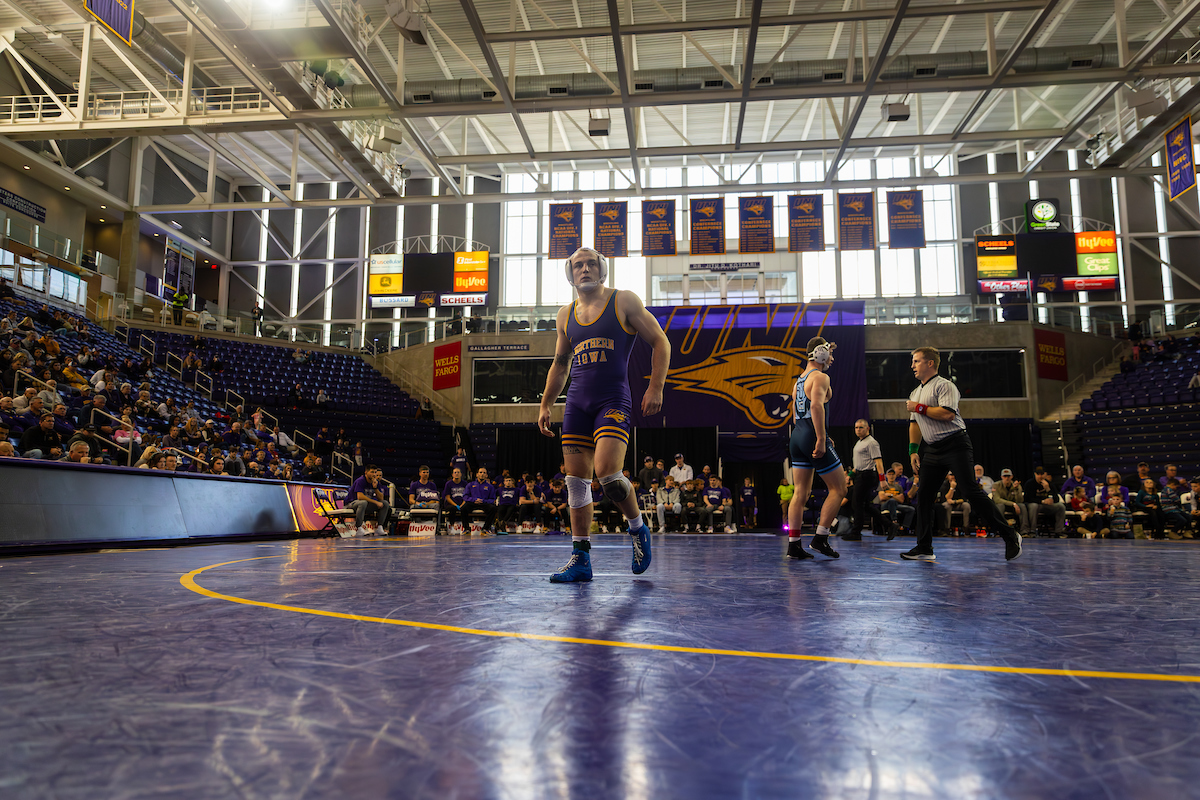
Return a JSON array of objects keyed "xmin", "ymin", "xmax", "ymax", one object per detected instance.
[{"xmin": 180, "ymin": 552, "xmax": 1200, "ymax": 684}]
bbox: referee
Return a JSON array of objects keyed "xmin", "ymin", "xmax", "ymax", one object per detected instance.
[
  {"xmin": 846, "ymin": 419, "xmax": 893, "ymax": 541},
  {"xmin": 902, "ymin": 347, "xmax": 1022, "ymax": 561}
]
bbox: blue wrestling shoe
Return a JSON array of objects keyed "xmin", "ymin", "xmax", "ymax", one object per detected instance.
[
  {"xmin": 630, "ymin": 520, "xmax": 652, "ymax": 575},
  {"xmin": 550, "ymin": 548, "xmax": 593, "ymax": 583}
]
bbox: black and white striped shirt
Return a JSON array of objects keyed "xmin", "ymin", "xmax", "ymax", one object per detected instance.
[{"xmin": 909, "ymin": 375, "xmax": 966, "ymax": 443}]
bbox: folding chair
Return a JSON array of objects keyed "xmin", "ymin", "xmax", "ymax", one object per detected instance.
[{"xmin": 313, "ymin": 488, "xmax": 357, "ymax": 538}]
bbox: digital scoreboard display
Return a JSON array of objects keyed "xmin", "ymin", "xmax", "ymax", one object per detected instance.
[{"xmin": 368, "ymin": 251, "xmax": 490, "ymax": 308}]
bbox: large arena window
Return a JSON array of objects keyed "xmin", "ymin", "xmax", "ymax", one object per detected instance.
[
  {"xmin": 866, "ymin": 350, "xmax": 1026, "ymax": 399},
  {"xmin": 473, "ymin": 358, "xmax": 570, "ymax": 405}
]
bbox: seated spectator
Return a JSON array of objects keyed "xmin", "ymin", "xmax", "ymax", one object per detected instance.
[
  {"xmin": 301, "ymin": 452, "xmax": 325, "ymax": 483},
  {"xmin": 0, "ymin": 440, "xmax": 14, "ymax": 457},
  {"xmin": 1076, "ymin": 502, "xmax": 1102, "ymax": 539},
  {"xmin": 1159, "ymin": 464, "xmax": 1181, "ymax": 489},
  {"xmin": 974, "ymin": 464, "xmax": 994, "ymax": 494},
  {"xmin": 19, "ymin": 413, "xmax": 64, "ymax": 459},
  {"xmin": 208, "ymin": 457, "xmax": 228, "ymax": 476},
  {"xmin": 160, "ymin": 425, "xmax": 185, "ymax": 453},
  {"xmin": 441, "ymin": 467, "xmax": 468, "ymax": 532},
  {"xmin": 315, "ymin": 389, "xmax": 330, "ymax": 410},
  {"xmin": 0, "ymin": 277, "xmax": 13, "ymax": 299},
  {"xmin": 1023, "ymin": 467, "xmax": 1066, "ymax": 535},
  {"xmin": 182, "ymin": 418, "xmax": 204, "ymax": 448},
  {"xmin": 115, "ymin": 383, "xmax": 135, "ymax": 409},
  {"xmin": 225, "ymin": 448, "xmax": 247, "ymax": 478},
  {"xmin": 939, "ymin": 471, "xmax": 971, "ymax": 534},
  {"xmin": 519, "ymin": 478, "xmax": 543, "ymax": 529},
  {"xmin": 273, "ymin": 426, "xmax": 299, "ymax": 456},
  {"xmin": 37, "ymin": 380, "xmax": 63, "ymax": 409},
  {"xmin": 876, "ymin": 470, "xmax": 916, "ymax": 534},
  {"xmin": 1069, "ymin": 486, "xmax": 1090, "ymax": 511},
  {"xmin": 349, "ymin": 465, "xmax": 391, "ymax": 536},
  {"xmin": 35, "ymin": 303, "xmax": 55, "ymax": 327},
  {"xmin": 287, "ymin": 383, "xmax": 306, "ymax": 408},
  {"xmin": 1, "ymin": 396, "xmax": 27, "ymax": 434},
  {"xmin": 18, "ymin": 397, "xmax": 47, "ymax": 429},
  {"xmin": 223, "ymin": 421, "xmax": 247, "ymax": 449},
  {"xmin": 1106, "ymin": 495, "xmax": 1133, "ymax": 539},
  {"xmin": 281, "ymin": 463, "xmax": 295, "ymax": 481},
  {"xmin": 134, "ymin": 445, "xmax": 162, "ymax": 469},
  {"xmin": 462, "ymin": 467, "xmax": 498, "ymax": 533},
  {"xmin": 1123, "ymin": 462, "xmax": 1153, "ymax": 492},
  {"xmin": 58, "ymin": 440, "xmax": 102, "ymax": 465},
  {"xmin": 1186, "ymin": 478, "xmax": 1200, "ymax": 532},
  {"xmin": 701, "ymin": 475, "xmax": 734, "ymax": 533},
  {"xmin": 1160, "ymin": 478, "xmax": 1191, "ymax": 539},
  {"xmin": 156, "ymin": 397, "xmax": 178, "ymax": 420},
  {"xmin": 1098, "ymin": 471, "xmax": 1130, "ymax": 507},
  {"xmin": 13, "ymin": 387, "xmax": 37, "ymax": 413},
  {"xmin": 67, "ymin": 425, "xmax": 106, "ymax": 463},
  {"xmin": 1134, "ymin": 478, "xmax": 1166, "ymax": 540},
  {"xmin": 114, "ymin": 415, "xmax": 143, "ymax": 452},
  {"xmin": 496, "ymin": 476, "xmax": 521, "ymax": 533},
  {"xmin": 200, "ymin": 419, "xmax": 219, "ymax": 445},
  {"xmin": 161, "ymin": 453, "xmax": 179, "ymax": 472},
  {"xmin": 657, "ymin": 476, "xmax": 682, "ymax": 532},
  {"xmin": 1189, "ymin": 370, "xmax": 1200, "ymax": 390},
  {"xmin": 992, "ymin": 469, "xmax": 1026, "ymax": 529},
  {"xmin": 409, "ymin": 465, "xmax": 440, "ymax": 509},
  {"xmin": 543, "ymin": 478, "xmax": 569, "ymax": 532},
  {"xmin": 61, "ymin": 359, "xmax": 90, "ymax": 392},
  {"xmin": 1061, "ymin": 465, "xmax": 1097, "ymax": 499},
  {"xmin": 679, "ymin": 478, "xmax": 703, "ymax": 532}
]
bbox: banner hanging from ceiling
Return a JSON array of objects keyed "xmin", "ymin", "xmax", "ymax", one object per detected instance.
[
  {"xmin": 837, "ymin": 192, "xmax": 876, "ymax": 250},
  {"xmin": 886, "ymin": 190, "xmax": 926, "ymax": 249},
  {"xmin": 738, "ymin": 196, "xmax": 775, "ymax": 254},
  {"xmin": 1165, "ymin": 116, "xmax": 1195, "ymax": 202},
  {"xmin": 642, "ymin": 199, "xmax": 676, "ymax": 256},
  {"xmin": 86, "ymin": 0, "xmax": 135, "ymax": 46},
  {"xmin": 594, "ymin": 201, "xmax": 628, "ymax": 258},
  {"xmin": 548, "ymin": 203, "xmax": 582, "ymax": 259},
  {"xmin": 788, "ymin": 195, "xmax": 825, "ymax": 252},
  {"xmin": 689, "ymin": 198, "xmax": 725, "ymax": 256}
]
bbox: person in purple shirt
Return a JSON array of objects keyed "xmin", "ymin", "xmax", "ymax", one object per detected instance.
[
  {"xmin": 462, "ymin": 467, "xmax": 498, "ymax": 532},
  {"xmin": 408, "ymin": 465, "xmax": 440, "ymax": 509},
  {"xmin": 1060, "ymin": 464, "xmax": 1097, "ymax": 500},
  {"xmin": 449, "ymin": 447, "xmax": 470, "ymax": 479},
  {"xmin": 739, "ymin": 477, "xmax": 758, "ymax": 529},
  {"xmin": 496, "ymin": 476, "xmax": 521, "ymax": 533},
  {"xmin": 519, "ymin": 478, "xmax": 544, "ymax": 530},
  {"xmin": 701, "ymin": 476, "xmax": 734, "ymax": 532},
  {"xmin": 441, "ymin": 467, "xmax": 468, "ymax": 534},
  {"xmin": 1159, "ymin": 464, "xmax": 1181, "ymax": 489},
  {"xmin": 543, "ymin": 478, "xmax": 568, "ymax": 532},
  {"xmin": 348, "ymin": 465, "xmax": 391, "ymax": 536},
  {"xmin": 1098, "ymin": 471, "xmax": 1130, "ymax": 506}
]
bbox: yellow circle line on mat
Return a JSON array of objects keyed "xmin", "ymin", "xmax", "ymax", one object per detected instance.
[{"xmin": 180, "ymin": 553, "xmax": 1200, "ymax": 684}]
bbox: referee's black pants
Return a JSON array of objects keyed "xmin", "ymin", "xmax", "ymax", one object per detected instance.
[
  {"xmin": 849, "ymin": 473, "xmax": 890, "ymax": 535},
  {"xmin": 915, "ymin": 431, "xmax": 1016, "ymax": 551}
]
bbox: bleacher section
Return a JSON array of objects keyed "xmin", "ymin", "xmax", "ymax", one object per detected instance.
[
  {"xmin": 1081, "ymin": 337, "xmax": 1199, "ymax": 412},
  {"xmin": 1077, "ymin": 405, "xmax": 1200, "ymax": 479}
]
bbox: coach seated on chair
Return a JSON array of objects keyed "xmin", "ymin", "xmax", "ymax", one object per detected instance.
[
  {"xmin": 462, "ymin": 467, "xmax": 498, "ymax": 532},
  {"xmin": 349, "ymin": 465, "xmax": 391, "ymax": 536},
  {"xmin": 992, "ymin": 469, "xmax": 1026, "ymax": 530}
]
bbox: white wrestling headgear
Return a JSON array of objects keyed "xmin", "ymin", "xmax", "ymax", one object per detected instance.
[
  {"xmin": 809, "ymin": 342, "xmax": 836, "ymax": 366},
  {"xmin": 565, "ymin": 248, "xmax": 607, "ymax": 291}
]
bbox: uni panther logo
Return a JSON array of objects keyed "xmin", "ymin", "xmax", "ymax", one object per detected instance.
[
  {"xmin": 695, "ymin": 203, "xmax": 718, "ymax": 218},
  {"xmin": 599, "ymin": 207, "xmax": 621, "ymax": 220},
  {"xmin": 1172, "ymin": 129, "xmax": 1186, "ymax": 148},
  {"xmin": 648, "ymin": 205, "xmax": 669, "ymax": 219},
  {"xmin": 795, "ymin": 199, "xmax": 815, "ymax": 214},
  {"xmin": 844, "ymin": 198, "xmax": 865, "ymax": 212},
  {"xmin": 603, "ymin": 409, "xmax": 628, "ymax": 424},
  {"xmin": 555, "ymin": 208, "xmax": 575, "ymax": 222},
  {"xmin": 893, "ymin": 196, "xmax": 915, "ymax": 211},
  {"xmin": 744, "ymin": 202, "xmax": 766, "ymax": 216},
  {"xmin": 418, "ymin": 291, "xmax": 437, "ymax": 307},
  {"xmin": 1038, "ymin": 276, "xmax": 1059, "ymax": 292},
  {"xmin": 658, "ymin": 304, "xmax": 833, "ymax": 429}
]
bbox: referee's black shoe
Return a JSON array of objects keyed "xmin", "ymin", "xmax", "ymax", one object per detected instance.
[
  {"xmin": 1001, "ymin": 530, "xmax": 1023, "ymax": 561},
  {"xmin": 900, "ymin": 547, "xmax": 936, "ymax": 561}
]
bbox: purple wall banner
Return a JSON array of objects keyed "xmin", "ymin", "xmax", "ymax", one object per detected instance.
[
  {"xmin": 886, "ymin": 190, "xmax": 926, "ymax": 249},
  {"xmin": 630, "ymin": 302, "xmax": 868, "ymax": 430},
  {"xmin": 1165, "ymin": 116, "xmax": 1196, "ymax": 201},
  {"xmin": 594, "ymin": 201, "xmax": 628, "ymax": 258},
  {"xmin": 788, "ymin": 195, "xmax": 824, "ymax": 252},
  {"xmin": 689, "ymin": 198, "xmax": 726, "ymax": 256},
  {"xmin": 86, "ymin": 0, "xmax": 136, "ymax": 45},
  {"xmin": 738, "ymin": 196, "xmax": 775, "ymax": 254},
  {"xmin": 548, "ymin": 203, "xmax": 583, "ymax": 259},
  {"xmin": 642, "ymin": 199, "xmax": 676, "ymax": 256},
  {"xmin": 837, "ymin": 192, "xmax": 876, "ymax": 250}
]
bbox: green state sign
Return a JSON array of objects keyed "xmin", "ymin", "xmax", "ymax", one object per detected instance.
[{"xmin": 1077, "ymin": 252, "xmax": 1118, "ymax": 275}]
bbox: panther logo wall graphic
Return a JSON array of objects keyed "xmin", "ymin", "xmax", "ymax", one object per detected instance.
[
  {"xmin": 1038, "ymin": 276, "xmax": 1059, "ymax": 292},
  {"xmin": 656, "ymin": 304, "xmax": 833, "ymax": 429},
  {"xmin": 599, "ymin": 207, "xmax": 621, "ymax": 220},
  {"xmin": 603, "ymin": 409, "xmax": 628, "ymax": 424},
  {"xmin": 648, "ymin": 205, "xmax": 669, "ymax": 219}
]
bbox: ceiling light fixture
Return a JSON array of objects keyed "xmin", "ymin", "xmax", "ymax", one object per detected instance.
[
  {"xmin": 22, "ymin": 165, "xmax": 30, "ymax": 170},
  {"xmin": 170, "ymin": 220, "xmax": 183, "ymax": 230}
]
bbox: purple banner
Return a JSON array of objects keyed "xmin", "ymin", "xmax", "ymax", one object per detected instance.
[
  {"xmin": 630, "ymin": 302, "xmax": 867, "ymax": 430},
  {"xmin": 86, "ymin": 0, "xmax": 135, "ymax": 45}
]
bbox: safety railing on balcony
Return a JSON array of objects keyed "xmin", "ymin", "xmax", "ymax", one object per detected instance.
[
  {"xmin": 4, "ymin": 216, "xmax": 80, "ymax": 266},
  {"xmin": 0, "ymin": 86, "xmax": 275, "ymax": 125}
]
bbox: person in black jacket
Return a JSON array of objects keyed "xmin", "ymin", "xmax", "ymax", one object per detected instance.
[
  {"xmin": 19, "ymin": 413, "xmax": 63, "ymax": 459},
  {"xmin": 1023, "ymin": 467, "xmax": 1066, "ymax": 535}
]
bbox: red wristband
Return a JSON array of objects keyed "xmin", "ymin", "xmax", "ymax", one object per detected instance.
[{"xmin": 915, "ymin": 403, "xmax": 928, "ymax": 415}]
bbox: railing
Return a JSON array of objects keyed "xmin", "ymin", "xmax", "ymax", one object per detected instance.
[
  {"xmin": 166, "ymin": 351, "xmax": 183, "ymax": 381},
  {"xmin": 138, "ymin": 334, "xmax": 156, "ymax": 362},
  {"xmin": 88, "ymin": 406, "xmax": 136, "ymax": 467},
  {"xmin": 162, "ymin": 446, "xmax": 208, "ymax": 472},
  {"xmin": 332, "ymin": 451, "xmax": 355, "ymax": 484},
  {"xmin": 4, "ymin": 216, "xmax": 80, "ymax": 266},
  {"xmin": 294, "ymin": 428, "xmax": 315, "ymax": 455},
  {"xmin": 224, "ymin": 388, "xmax": 245, "ymax": 416},
  {"xmin": 255, "ymin": 407, "xmax": 279, "ymax": 430},
  {"xmin": 0, "ymin": 86, "xmax": 276, "ymax": 125},
  {"xmin": 195, "ymin": 369, "xmax": 213, "ymax": 400},
  {"xmin": 1054, "ymin": 339, "xmax": 1131, "ymax": 465}
]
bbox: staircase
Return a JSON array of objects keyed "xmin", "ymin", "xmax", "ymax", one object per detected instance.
[
  {"xmin": 1040, "ymin": 369, "xmax": 1120, "ymax": 424},
  {"xmin": 1039, "ymin": 418, "xmax": 1081, "ymax": 476},
  {"xmin": 369, "ymin": 355, "xmax": 461, "ymax": 428}
]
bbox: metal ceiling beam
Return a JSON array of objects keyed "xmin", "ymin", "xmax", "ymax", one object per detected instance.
[
  {"xmin": 310, "ymin": 0, "xmax": 403, "ymax": 111},
  {"xmin": 952, "ymin": 0, "xmax": 1064, "ymax": 138},
  {"xmin": 733, "ymin": 0, "xmax": 765, "ymax": 151},
  {"xmin": 458, "ymin": 0, "xmax": 538, "ymax": 159},
  {"xmin": 823, "ymin": 0, "xmax": 913, "ymax": 185},
  {"xmin": 135, "ymin": 164, "xmax": 1165, "ymax": 214},
  {"xmin": 607, "ymin": 0, "xmax": 641, "ymax": 190},
  {"xmin": 486, "ymin": 0, "xmax": 1045, "ymax": 43},
  {"xmin": 1024, "ymin": 0, "xmax": 1200, "ymax": 174}
]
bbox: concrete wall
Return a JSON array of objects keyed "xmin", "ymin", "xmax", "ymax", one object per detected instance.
[
  {"xmin": 0, "ymin": 160, "xmax": 87, "ymax": 248},
  {"xmin": 380, "ymin": 321, "xmax": 1123, "ymax": 425}
]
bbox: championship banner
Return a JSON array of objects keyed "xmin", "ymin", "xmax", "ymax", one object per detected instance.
[
  {"xmin": 178, "ymin": 243, "xmax": 196, "ymax": 297},
  {"xmin": 86, "ymin": 0, "xmax": 135, "ymax": 46},
  {"xmin": 738, "ymin": 196, "xmax": 775, "ymax": 254},
  {"xmin": 788, "ymin": 195, "xmax": 825, "ymax": 252},
  {"xmin": 629, "ymin": 302, "xmax": 868, "ymax": 430},
  {"xmin": 163, "ymin": 237, "xmax": 181, "ymax": 295},
  {"xmin": 837, "ymin": 192, "xmax": 876, "ymax": 250},
  {"xmin": 642, "ymin": 199, "xmax": 676, "ymax": 256},
  {"xmin": 975, "ymin": 235, "xmax": 1018, "ymax": 279},
  {"xmin": 690, "ymin": 198, "xmax": 725, "ymax": 255},
  {"xmin": 1075, "ymin": 231, "xmax": 1118, "ymax": 276},
  {"xmin": 594, "ymin": 201, "xmax": 628, "ymax": 258},
  {"xmin": 886, "ymin": 190, "xmax": 926, "ymax": 249},
  {"xmin": 1165, "ymin": 116, "xmax": 1196, "ymax": 201},
  {"xmin": 433, "ymin": 341, "xmax": 462, "ymax": 390},
  {"xmin": 548, "ymin": 203, "xmax": 582, "ymax": 259}
]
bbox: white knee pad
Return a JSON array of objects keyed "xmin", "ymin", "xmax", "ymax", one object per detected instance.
[
  {"xmin": 600, "ymin": 472, "xmax": 632, "ymax": 503},
  {"xmin": 566, "ymin": 475, "xmax": 593, "ymax": 509}
]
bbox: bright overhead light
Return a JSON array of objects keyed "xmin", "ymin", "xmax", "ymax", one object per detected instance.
[
  {"xmin": 100, "ymin": 204, "xmax": 106, "ymax": 209},
  {"xmin": 63, "ymin": 186, "xmax": 70, "ymax": 190},
  {"xmin": 22, "ymin": 165, "xmax": 30, "ymax": 170},
  {"xmin": 170, "ymin": 220, "xmax": 183, "ymax": 230},
  {"xmin": 154, "ymin": 233, "xmax": 160, "ymax": 237},
  {"xmin": 98, "ymin": 219, "xmax": 105, "ymax": 223}
]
